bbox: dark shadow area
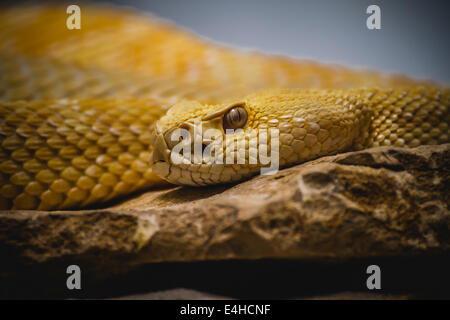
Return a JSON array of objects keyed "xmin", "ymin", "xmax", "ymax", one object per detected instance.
[
  {"xmin": 83, "ymin": 184, "xmax": 174, "ymax": 210},
  {"xmin": 1, "ymin": 255, "xmax": 449, "ymax": 299},
  {"xmin": 72, "ymin": 182, "xmax": 236, "ymax": 211}
]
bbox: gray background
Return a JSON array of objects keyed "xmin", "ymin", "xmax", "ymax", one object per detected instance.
[{"xmin": 25, "ymin": 0, "xmax": 450, "ymax": 82}]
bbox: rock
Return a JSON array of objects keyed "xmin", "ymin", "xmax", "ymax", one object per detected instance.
[
  {"xmin": 0, "ymin": 144, "xmax": 449, "ymax": 296},
  {"xmin": 110, "ymin": 288, "xmax": 231, "ymax": 300},
  {"xmin": 109, "ymin": 288, "xmax": 407, "ymax": 300}
]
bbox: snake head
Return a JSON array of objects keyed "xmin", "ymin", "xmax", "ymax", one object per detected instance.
[
  {"xmin": 151, "ymin": 93, "xmax": 278, "ymax": 186},
  {"xmin": 151, "ymin": 89, "xmax": 374, "ymax": 186}
]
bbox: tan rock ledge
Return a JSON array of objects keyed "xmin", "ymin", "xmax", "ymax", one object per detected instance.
[{"xmin": 0, "ymin": 144, "xmax": 448, "ymax": 277}]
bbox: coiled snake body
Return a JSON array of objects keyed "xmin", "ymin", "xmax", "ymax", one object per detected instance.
[{"xmin": 0, "ymin": 4, "xmax": 448, "ymax": 210}]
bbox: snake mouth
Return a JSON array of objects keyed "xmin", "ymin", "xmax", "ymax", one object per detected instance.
[{"xmin": 150, "ymin": 125, "xmax": 259, "ymax": 186}]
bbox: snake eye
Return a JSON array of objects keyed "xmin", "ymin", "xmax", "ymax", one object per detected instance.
[{"xmin": 223, "ymin": 105, "xmax": 248, "ymax": 131}]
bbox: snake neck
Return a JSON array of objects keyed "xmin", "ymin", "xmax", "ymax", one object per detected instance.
[{"xmin": 365, "ymin": 88, "xmax": 449, "ymax": 148}]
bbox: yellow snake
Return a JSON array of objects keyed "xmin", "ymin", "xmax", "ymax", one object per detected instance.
[{"xmin": 0, "ymin": 4, "xmax": 448, "ymax": 210}]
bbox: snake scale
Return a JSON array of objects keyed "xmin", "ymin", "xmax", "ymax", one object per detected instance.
[{"xmin": 0, "ymin": 4, "xmax": 448, "ymax": 210}]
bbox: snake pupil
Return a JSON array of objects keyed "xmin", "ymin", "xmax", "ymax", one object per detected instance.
[{"xmin": 223, "ymin": 105, "xmax": 248, "ymax": 131}]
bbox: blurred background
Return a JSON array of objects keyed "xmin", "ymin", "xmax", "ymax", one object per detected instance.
[
  {"xmin": 5, "ymin": 0, "xmax": 449, "ymax": 82},
  {"xmin": 82, "ymin": 0, "xmax": 450, "ymax": 83}
]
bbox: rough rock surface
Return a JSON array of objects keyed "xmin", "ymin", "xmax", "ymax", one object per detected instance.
[{"xmin": 0, "ymin": 144, "xmax": 449, "ymax": 297}]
